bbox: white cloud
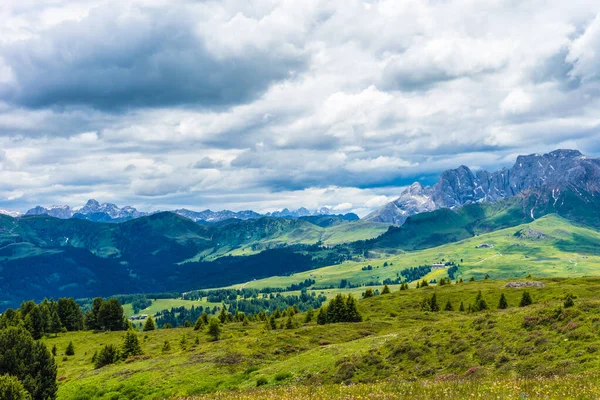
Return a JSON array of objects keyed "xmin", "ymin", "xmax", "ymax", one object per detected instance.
[{"xmin": 0, "ymin": 1, "xmax": 599, "ymax": 216}]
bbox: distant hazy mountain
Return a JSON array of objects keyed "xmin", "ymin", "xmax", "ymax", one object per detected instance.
[
  {"xmin": 173, "ymin": 209, "xmax": 262, "ymax": 223},
  {"xmin": 365, "ymin": 149, "xmax": 600, "ymax": 225},
  {"xmin": 24, "ymin": 201, "xmax": 341, "ymax": 224},
  {"xmin": 265, "ymin": 207, "xmax": 333, "ymax": 218},
  {"xmin": 0, "ymin": 208, "xmax": 21, "ymax": 217},
  {"xmin": 26, "ymin": 199, "xmax": 148, "ymax": 222}
]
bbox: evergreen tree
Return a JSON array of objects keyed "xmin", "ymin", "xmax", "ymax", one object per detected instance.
[
  {"xmin": 519, "ymin": 291, "xmax": 533, "ymax": 307},
  {"xmin": 269, "ymin": 315, "xmax": 277, "ymax": 330},
  {"xmin": 416, "ymin": 282, "xmax": 420, "ymax": 289},
  {"xmin": 344, "ymin": 295, "xmax": 362, "ymax": 322},
  {"xmin": 564, "ymin": 294, "xmax": 575, "ymax": 308},
  {"xmin": 469, "ymin": 277, "xmax": 475, "ymax": 282},
  {"xmin": 0, "ymin": 374, "xmax": 31, "ymax": 400},
  {"xmin": 459, "ymin": 301, "xmax": 465, "ymax": 312},
  {"xmin": 179, "ymin": 334, "xmax": 188, "ymax": 350},
  {"xmin": 24, "ymin": 306, "xmax": 45, "ymax": 340},
  {"xmin": 218, "ymin": 307, "xmax": 228, "ymax": 323},
  {"xmin": 316, "ymin": 307, "xmax": 328, "ymax": 325},
  {"xmin": 162, "ymin": 341, "xmax": 171, "ymax": 353},
  {"xmin": 57, "ymin": 298, "xmax": 83, "ymax": 331},
  {"xmin": 285, "ymin": 315, "xmax": 294, "ymax": 329},
  {"xmin": 0, "ymin": 327, "xmax": 57, "ymax": 400},
  {"xmin": 429, "ymin": 294, "xmax": 439, "ymax": 312},
  {"xmin": 381, "ymin": 285, "xmax": 391, "ymax": 294},
  {"xmin": 95, "ymin": 345, "xmax": 120, "ymax": 369},
  {"xmin": 65, "ymin": 342, "xmax": 75, "ymax": 356},
  {"xmin": 98, "ymin": 299, "xmax": 125, "ymax": 331},
  {"xmin": 304, "ymin": 308, "xmax": 314, "ymax": 323},
  {"xmin": 121, "ymin": 331, "xmax": 143, "ymax": 359},
  {"xmin": 51, "ymin": 345, "xmax": 57, "ymax": 357},
  {"xmin": 242, "ymin": 316, "xmax": 250, "ymax": 326},
  {"xmin": 474, "ymin": 291, "xmax": 488, "ymax": 311},
  {"xmin": 207, "ymin": 318, "xmax": 221, "ymax": 341},
  {"xmin": 363, "ymin": 288, "xmax": 374, "ymax": 299},
  {"xmin": 84, "ymin": 298, "xmax": 103, "ymax": 330},
  {"xmin": 49, "ymin": 311, "xmax": 62, "ymax": 337},
  {"xmin": 201, "ymin": 312, "xmax": 209, "ymax": 325},
  {"xmin": 498, "ymin": 293, "xmax": 509, "ymax": 309},
  {"xmin": 143, "ymin": 316, "xmax": 156, "ymax": 332},
  {"xmin": 444, "ymin": 300, "xmax": 453, "ymax": 311},
  {"xmin": 193, "ymin": 316, "xmax": 204, "ymax": 331}
]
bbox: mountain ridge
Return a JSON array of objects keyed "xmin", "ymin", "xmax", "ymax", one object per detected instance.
[{"xmin": 366, "ymin": 149, "xmax": 600, "ymax": 225}]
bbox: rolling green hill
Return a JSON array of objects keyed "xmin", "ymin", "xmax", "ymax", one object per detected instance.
[
  {"xmin": 0, "ymin": 213, "xmax": 388, "ymax": 309},
  {"xmin": 225, "ymin": 214, "xmax": 600, "ymax": 292},
  {"xmin": 43, "ymin": 277, "xmax": 600, "ymax": 399}
]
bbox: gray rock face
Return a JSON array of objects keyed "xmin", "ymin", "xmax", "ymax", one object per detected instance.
[{"xmin": 366, "ymin": 149, "xmax": 600, "ymax": 224}]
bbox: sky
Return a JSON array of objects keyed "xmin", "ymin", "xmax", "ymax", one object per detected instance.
[{"xmin": 0, "ymin": 0, "xmax": 600, "ymax": 216}]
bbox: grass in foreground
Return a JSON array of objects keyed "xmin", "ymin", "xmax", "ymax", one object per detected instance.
[{"xmin": 185, "ymin": 374, "xmax": 600, "ymax": 400}]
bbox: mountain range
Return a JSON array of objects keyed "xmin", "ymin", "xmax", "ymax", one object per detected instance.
[
  {"xmin": 20, "ymin": 200, "xmax": 349, "ymax": 224},
  {"xmin": 2, "ymin": 148, "xmax": 600, "ymax": 308},
  {"xmin": 366, "ymin": 149, "xmax": 600, "ymax": 225}
]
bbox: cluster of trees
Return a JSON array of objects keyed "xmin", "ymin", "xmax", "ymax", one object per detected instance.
[
  {"xmin": 93, "ymin": 330, "xmax": 143, "ymax": 369},
  {"xmin": 0, "ymin": 327, "xmax": 57, "ymax": 400},
  {"xmin": 0, "ymin": 298, "xmax": 83, "ymax": 340},
  {"xmin": 157, "ymin": 290, "xmax": 326, "ymax": 328},
  {"xmin": 420, "ymin": 290, "xmax": 536, "ymax": 313},
  {"xmin": 398, "ymin": 265, "xmax": 432, "ymax": 283},
  {"xmin": 84, "ymin": 298, "xmax": 128, "ymax": 331},
  {"xmin": 316, "ymin": 294, "xmax": 362, "ymax": 325}
]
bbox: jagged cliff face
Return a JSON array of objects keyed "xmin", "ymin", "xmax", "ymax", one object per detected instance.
[{"xmin": 366, "ymin": 149, "xmax": 600, "ymax": 225}]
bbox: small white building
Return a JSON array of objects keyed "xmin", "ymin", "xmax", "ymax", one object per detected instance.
[{"xmin": 432, "ymin": 263, "xmax": 446, "ymax": 269}]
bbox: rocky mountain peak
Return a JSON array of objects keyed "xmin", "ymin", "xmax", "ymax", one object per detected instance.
[{"xmin": 366, "ymin": 149, "xmax": 599, "ymax": 225}]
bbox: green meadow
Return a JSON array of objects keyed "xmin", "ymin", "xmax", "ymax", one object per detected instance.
[
  {"xmin": 46, "ymin": 277, "xmax": 600, "ymax": 399},
  {"xmin": 227, "ymin": 214, "xmax": 600, "ymax": 292}
]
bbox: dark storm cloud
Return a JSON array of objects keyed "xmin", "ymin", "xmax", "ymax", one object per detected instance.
[{"xmin": 0, "ymin": 5, "xmax": 306, "ymax": 111}]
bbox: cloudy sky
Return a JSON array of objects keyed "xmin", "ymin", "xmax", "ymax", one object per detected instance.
[{"xmin": 1, "ymin": 0, "xmax": 600, "ymax": 215}]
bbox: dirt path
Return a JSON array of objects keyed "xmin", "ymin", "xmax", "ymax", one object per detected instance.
[{"xmin": 475, "ymin": 253, "xmax": 502, "ymax": 264}]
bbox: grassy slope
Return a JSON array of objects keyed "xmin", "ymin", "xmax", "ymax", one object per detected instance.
[
  {"xmin": 198, "ymin": 220, "xmax": 389, "ymax": 260},
  {"xmin": 47, "ymin": 277, "xmax": 600, "ymax": 399},
  {"xmin": 226, "ymin": 214, "xmax": 600, "ymax": 291}
]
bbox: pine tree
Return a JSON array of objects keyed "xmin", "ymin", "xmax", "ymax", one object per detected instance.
[
  {"xmin": 363, "ymin": 288, "xmax": 374, "ymax": 299},
  {"xmin": 345, "ymin": 295, "xmax": 362, "ymax": 322},
  {"xmin": 207, "ymin": 318, "xmax": 221, "ymax": 341},
  {"xmin": 420, "ymin": 279, "xmax": 429, "ymax": 287},
  {"xmin": 179, "ymin": 334, "xmax": 188, "ymax": 350},
  {"xmin": 469, "ymin": 277, "xmax": 475, "ymax": 282},
  {"xmin": 95, "ymin": 345, "xmax": 120, "ymax": 369},
  {"xmin": 304, "ymin": 308, "xmax": 314, "ymax": 323},
  {"xmin": 416, "ymin": 281, "xmax": 421, "ymax": 289},
  {"xmin": 459, "ymin": 301, "xmax": 465, "ymax": 312},
  {"xmin": 162, "ymin": 341, "xmax": 171, "ymax": 353},
  {"xmin": 218, "ymin": 307, "xmax": 228, "ymax": 323},
  {"xmin": 498, "ymin": 293, "xmax": 509, "ymax": 309},
  {"xmin": 242, "ymin": 316, "xmax": 250, "ymax": 326},
  {"xmin": 49, "ymin": 311, "xmax": 62, "ymax": 337},
  {"xmin": 564, "ymin": 294, "xmax": 575, "ymax": 308},
  {"xmin": 285, "ymin": 315, "xmax": 294, "ymax": 329},
  {"xmin": 474, "ymin": 291, "xmax": 488, "ymax": 311},
  {"xmin": 381, "ymin": 285, "xmax": 391, "ymax": 294},
  {"xmin": 121, "ymin": 331, "xmax": 143, "ymax": 359},
  {"xmin": 519, "ymin": 291, "xmax": 533, "ymax": 307},
  {"xmin": 143, "ymin": 316, "xmax": 156, "ymax": 332},
  {"xmin": 269, "ymin": 315, "xmax": 277, "ymax": 330},
  {"xmin": 316, "ymin": 307, "xmax": 328, "ymax": 325},
  {"xmin": 429, "ymin": 294, "xmax": 439, "ymax": 312},
  {"xmin": 51, "ymin": 345, "xmax": 57, "ymax": 357},
  {"xmin": 444, "ymin": 300, "xmax": 453, "ymax": 311},
  {"xmin": 65, "ymin": 341, "xmax": 75, "ymax": 356}
]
